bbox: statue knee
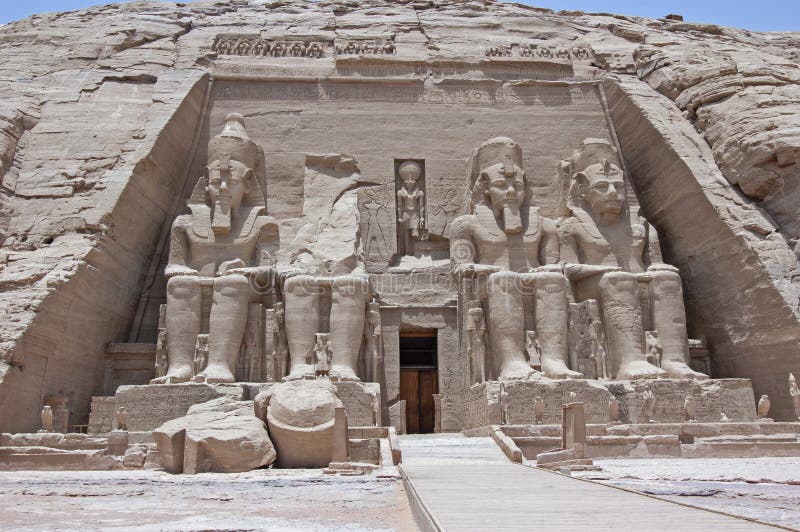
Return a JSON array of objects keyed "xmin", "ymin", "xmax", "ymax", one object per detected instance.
[
  {"xmin": 214, "ymin": 274, "xmax": 250, "ymax": 297},
  {"xmin": 600, "ymin": 271, "xmax": 636, "ymax": 288},
  {"xmin": 534, "ymin": 272, "xmax": 566, "ymax": 294},
  {"xmin": 332, "ymin": 275, "xmax": 370, "ymax": 298},
  {"xmin": 167, "ymin": 276, "xmax": 200, "ymax": 300},
  {"xmin": 284, "ymin": 275, "xmax": 319, "ymax": 297}
]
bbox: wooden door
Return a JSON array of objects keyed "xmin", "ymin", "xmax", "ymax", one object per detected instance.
[{"xmin": 400, "ymin": 368, "xmax": 439, "ymax": 434}]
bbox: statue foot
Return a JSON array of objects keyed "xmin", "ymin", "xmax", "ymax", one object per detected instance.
[
  {"xmin": 283, "ymin": 364, "xmax": 314, "ymax": 382},
  {"xmin": 150, "ymin": 367, "xmax": 192, "ymax": 384},
  {"xmin": 662, "ymin": 360, "xmax": 709, "ymax": 380},
  {"xmin": 542, "ymin": 359, "xmax": 583, "ymax": 379},
  {"xmin": 498, "ymin": 361, "xmax": 535, "ymax": 381},
  {"xmin": 197, "ymin": 365, "xmax": 235, "ymax": 384},
  {"xmin": 617, "ymin": 360, "xmax": 666, "ymax": 380},
  {"xmin": 330, "ymin": 365, "xmax": 361, "ymax": 382}
]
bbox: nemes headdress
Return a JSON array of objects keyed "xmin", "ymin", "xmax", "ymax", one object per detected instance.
[
  {"xmin": 189, "ymin": 113, "xmax": 267, "ymax": 207},
  {"xmin": 466, "ymin": 137, "xmax": 524, "ymax": 211}
]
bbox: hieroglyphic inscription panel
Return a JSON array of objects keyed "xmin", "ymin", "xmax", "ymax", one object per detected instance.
[{"xmin": 114, "ymin": 383, "xmax": 245, "ymax": 431}]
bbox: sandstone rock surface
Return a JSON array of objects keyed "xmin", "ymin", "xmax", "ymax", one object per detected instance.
[{"xmin": 153, "ymin": 397, "xmax": 276, "ymax": 474}]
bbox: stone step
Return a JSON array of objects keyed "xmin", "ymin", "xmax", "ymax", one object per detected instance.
[{"xmin": 682, "ymin": 441, "xmax": 800, "ymax": 458}]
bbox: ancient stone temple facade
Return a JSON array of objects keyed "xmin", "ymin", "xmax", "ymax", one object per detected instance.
[{"xmin": 2, "ymin": 0, "xmax": 800, "ymax": 438}]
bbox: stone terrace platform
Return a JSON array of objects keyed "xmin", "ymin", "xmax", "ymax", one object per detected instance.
[{"xmin": 398, "ymin": 434, "xmax": 779, "ymax": 531}]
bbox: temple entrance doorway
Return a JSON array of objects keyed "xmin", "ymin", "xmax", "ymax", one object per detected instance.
[{"xmin": 399, "ymin": 330, "xmax": 439, "ymax": 434}]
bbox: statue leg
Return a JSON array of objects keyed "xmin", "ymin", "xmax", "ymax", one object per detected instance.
[
  {"xmin": 599, "ymin": 271, "xmax": 666, "ymax": 380},
  {"xmin": 531, "ymin": 272, "xmax": 582, "ymax": 379},
  {"xmin": 200, "ymin": 274, "xmax": 252, "ymax": 383},
  {"xmin": 284, "ymin": 275, "xmax": 320, "ymax": 380},
  {"xmin": 160, "ymin": 276, "xmax": 201, "ymax": 383},
  {"xmin": 487, "ymin": 272, "xmax": 534, "ymax": 381},
  {"xmin": 650, "ymin": 270, "xmax": 708, "ymax": 379},
  {"xmin": 330, "ymin": 275, "xmax": 369, "ymax": 381}
]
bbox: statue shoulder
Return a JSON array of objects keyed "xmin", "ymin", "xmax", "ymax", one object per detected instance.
[
  {"xmin": 558, "ymin": 216, "xmax": 582, "ymax": 236},
  {"xmin": 171, "ymin": 214, "xmax": 192, "ymax": 230},
  {"xmin": 450, "ymin": 214, "xmax": 477, "ymax": 238}
]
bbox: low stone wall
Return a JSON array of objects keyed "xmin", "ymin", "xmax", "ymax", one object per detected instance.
[{"xmin": 464, "ymin": 378, "xmax": 756, "ymax": 430}]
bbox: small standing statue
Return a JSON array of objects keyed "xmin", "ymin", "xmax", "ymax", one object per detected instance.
[
  {"xmin": 645, "ymin": 331, "xmax": 662, "ymax": 369},
  {"xmin": 757, "ymin": 394, "xmax": 771, "ymax": 420},
  {"xmin": 790, "ymin": 373, "xmax": 800, "ymax": 420},
  {"xmin": 396, "ymin": 160, "xmax": 425, "ymax": 256},
  {"xmin": 683, "ymin": 395, "xmax": 695, "ymax": 422},
  {"xmin": 499, "ymin": 382, "xmax": 510, "ymax": 425},
  {"xmin": 314, "ymin": 333, "xmax": 333, "ymax": 378},
  {"xmin": 588, "ymin": 318, "xmax": 608, "ymax": 380},
  {"xmin": 641, "ymin": 385, "xmax": 656, "ymax": 423},
  {"xmin": 192, "ymin": 335, "xmax": 209, "ymax": 378},
  {"xmin": 525, "ymin": 330, "xmax": 542, "ymax": 370},
  {"xmin": 115, "ymin": 407, "xmax": 129, "ymax": 431},
  {"xmin": 467, "ymin": 303, "xmax": 487, "ymax": 384},
  {"xmin": 154, "ymin": 332, "xmax": 168, "ymax": 379},
  {"xmin": 273, "ymin": 302, "xmax": 289, "ymax": 381},
  {"xmin": 608, "ymin": 397, "xmax": 620, "ymax": 423},
  {"xmin": 39, "ymin": 405, "xmax": 54, "ymax": 433},
  {"xmin": 367, "ymin": 298, "xmax": 383, "ymax": 381},
  {"xmin": 534, "ymin": 396, "xmax": 544, "ymax": 425}
]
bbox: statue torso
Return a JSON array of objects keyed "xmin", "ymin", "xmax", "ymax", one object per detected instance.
[
  {"xmin": 180, "ymin": 205, "xmax": 270, "ymax": 276},
  {"xmin": 568, "ymin": 209, "xmax": 646, "ymax": 273},
  {"xmin": 468, "ymin": 205, "xmax": 544, "ymax": 272}
]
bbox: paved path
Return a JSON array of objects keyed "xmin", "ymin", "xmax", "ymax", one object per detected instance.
[{"xmin": 398, "ymin": 434, "xmax": 780, "ymax": 531}]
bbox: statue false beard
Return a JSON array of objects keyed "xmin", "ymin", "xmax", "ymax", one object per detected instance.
[
  {"xmin": 501, "ymin": 205, "xmax": 522, "ymax": 234},
  {"xmin": 211, "ymin": 194, "xmax": 232, "ymax": 234}
]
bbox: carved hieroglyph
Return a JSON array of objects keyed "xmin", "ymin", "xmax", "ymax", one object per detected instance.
[
  {"xmin": 559, "ymin": 138, "xmax": 708, "ymax": 381},
  {"xmin": 154, "ymin": 114, "xmax": 278, "ymax": 384},
  {"xmin": 451, "ymin": 137, "xmax": 579, "ymax": 381}
]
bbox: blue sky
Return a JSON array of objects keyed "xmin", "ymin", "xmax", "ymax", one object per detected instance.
[{"xmin": 1, "ymin": 1, "xmax": 798, "ymax": 31}]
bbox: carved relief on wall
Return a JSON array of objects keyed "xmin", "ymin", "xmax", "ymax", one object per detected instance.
[
  {"xmin": 426, "ymin": 179, "xmax": 464, "ymax": 239},
  {"xmin": 211, "ymin": 35, "xmax": 331, "ymax": 58},
  {"xmin": 335, "ymin": 38, "xmax": 396, "ymax": 56},
  {"xmin": 358, "ymin": 182, "xmax": 397, "ymax": 272},
  {"xmin": 485, "ymin": 43, "xmax": 594, "ymax": 62}
]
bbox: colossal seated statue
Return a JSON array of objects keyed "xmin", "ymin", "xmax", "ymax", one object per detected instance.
[
  {"xmin": 153, "ymin": 113, "xmax": 278, "ymax": 384},
  {"xmin": 558, "ymin": 138, "xmax": 708, "ymax": 380},
  {"xmin": 450, "ymin": 137, "xmax": 580, "ymax": 381}
]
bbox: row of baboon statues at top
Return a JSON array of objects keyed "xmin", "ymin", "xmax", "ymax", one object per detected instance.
[{"xmin": 152, "ymin": 113, "xmax": 708, "ymax": 386}]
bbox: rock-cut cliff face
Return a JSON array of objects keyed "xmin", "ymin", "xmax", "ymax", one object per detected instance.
[{"xmin": 1, "ymin": 0, "xmax": 799, "ymax": 429}]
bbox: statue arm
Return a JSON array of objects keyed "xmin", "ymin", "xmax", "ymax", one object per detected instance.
[
  {"xmin": 539, "ymin": 217, "xmax": 560, "ymax": 266},
  {"xmin": 645, "ymin": 222, "xmax": 679, "ymax": 273},
  {"xmin": 164, "ymin": 220, "xmax": 197, "ymax": 279},
  {"xmin": 558, "ymin": 218, "xmax": 619, "ymax": 281},
  {"xmin": 450, "ymin": 216, "xmax": 477, "ymax": 277},
  {"xmin": 418, "ymin": 190, "xmax": 425, "ymax": 226}
]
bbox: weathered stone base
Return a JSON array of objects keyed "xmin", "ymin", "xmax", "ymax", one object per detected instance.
[
  {"xmin": 500, "ymin": 421, "xmax": 800, "ymax": 460},
  {"xmin": 464, "ymin": 378, "xmax": 757, "ymax": 430},
  {"xmin": 102, "ymin": 381, "xmax": 381, "ymax": 432}
]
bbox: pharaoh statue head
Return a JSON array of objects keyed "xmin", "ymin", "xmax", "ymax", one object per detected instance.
[
  {"xmin": 398, "ymin": 160, "xmax": 422, "ymax": 190},
  {"xmin": 468, "ymin": 137, "xmax": 526, "ymax": 233},
  {"xmin": 565, "ymin": 139, "xmax": 626, "ymax": 218},
  {"xmin": 189, "ymin": 113, "xmax": 266, "ymax": 233}
]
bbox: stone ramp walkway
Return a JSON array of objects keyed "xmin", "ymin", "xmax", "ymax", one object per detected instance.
[{"xmin": 398, "ymin": 434, "xmax": 779, "ymax": 531}]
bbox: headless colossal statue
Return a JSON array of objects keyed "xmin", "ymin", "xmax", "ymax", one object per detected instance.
[
  {"xmin": 450, "ymin": 137, "xmax": 579, "ymax": 380},
  {"xmin": 154, "ymin": 113, "xmax": 278, "ymax": 384},
  {"xmin": 559, "ymin": 138, "xmax": 707, "ymax": 380}
]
